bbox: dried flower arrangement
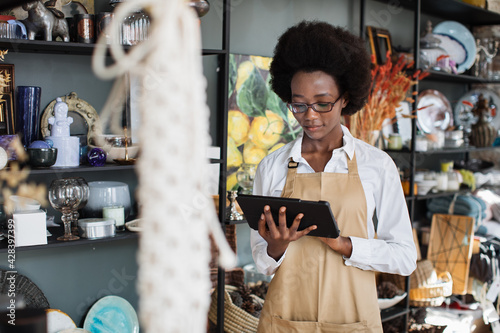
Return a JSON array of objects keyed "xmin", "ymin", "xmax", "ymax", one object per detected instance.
[
  {"xmin": 349, "ymin": 52, "xmax": 429, "ymax": 145},
  {"xmin": 0, "ymin": 51, "xmax": 47, "ymax": 213}
]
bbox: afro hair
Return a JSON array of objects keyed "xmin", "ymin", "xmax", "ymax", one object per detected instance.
[{"xmin": 269, "ymin": 20, "xmax": 372, "ymax": 116}]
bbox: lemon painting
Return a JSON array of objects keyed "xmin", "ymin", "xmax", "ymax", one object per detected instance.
[{"xmin": 227, "ymin": 54, "xmax": 302, "ymax": 191}]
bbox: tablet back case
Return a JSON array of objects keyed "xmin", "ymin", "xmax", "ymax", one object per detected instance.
[{"xmin": 236, "ymin": 194, "xmax": 340, "ymax": 238}]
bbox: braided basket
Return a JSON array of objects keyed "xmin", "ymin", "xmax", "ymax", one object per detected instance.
[
  {"xmin": 409, "ymin": 296, "xmax": 447, "ymax": 307},
  {"xmin": 208, "ymin": 285, "xmax": 264, "ymax": 333},
  {"xmin": 409, "ymin": 272, "xmax": 453, "ymax": 301}
]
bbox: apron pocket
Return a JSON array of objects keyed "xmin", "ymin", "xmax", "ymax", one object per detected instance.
[{"xmin": 271, "ymin": 315, "xmax": 369, "ymax": 333}]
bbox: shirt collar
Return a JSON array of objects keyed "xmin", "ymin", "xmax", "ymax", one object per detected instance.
[{"xmin": 287, "ymin": 124, "xmax": 355, "ymax": 163}]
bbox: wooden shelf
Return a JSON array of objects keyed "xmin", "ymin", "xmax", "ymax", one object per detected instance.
[
  {"xmin": 0, "ymin": 226, "xmax": 139, "ymax": 253},
  {"xmin": 420, "ymin": 0, "xmax": 500, "ymax": 25},
  {"xmin": 380, "ymin": 306, "xmax": 410, "ymax": 322},
  {"xmin": 225, "ymin": 219, "xmax": 247, "ymax": 225},
  {"xmin": 0, "ymin": 39, "xmax": 225, "ymax": 56},
  {"xmin": 426, "ymin": 70, "xmax": 500, "ymax": 84},
  {"xmin": 415, "ymin": 189, "xmax": 470, "ymax": 201},
  {"xmin": 25, "ymin": 163, "xmax": 135, "ymax": 175},
  {"xmin": 414, "ymin": 146, "xmax": 500, "ymax": 155},
  {"xmin": 373, "ymin": 0, "xmax": 500, "ymax": 25}
]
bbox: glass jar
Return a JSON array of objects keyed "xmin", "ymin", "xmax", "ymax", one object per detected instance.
[
  {"xmin": 122, "ymin": 10, "xmax": 150, "ymax": 45},
  {"xmin": 388, "ymin": 133, "xmax": 403, "ymax": 150},
  {"xmin": 419, "ymin": 20, "xmax": 450, "ymax": 72},
  {"xmin": 236, "ymin": 163, "xmax": 257, "ymax": 194},
  {"xmin": 110, "ymin": 0, "xmax": 150, "ymax": 46}
]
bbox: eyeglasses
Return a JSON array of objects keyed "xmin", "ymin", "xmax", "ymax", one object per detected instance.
[{"xmin": 287, "ymin": 94, "xmax": 343, "ymax": 114}]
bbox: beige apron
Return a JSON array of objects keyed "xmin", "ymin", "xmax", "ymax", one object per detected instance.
[{"xmin": 257, "ymin": 153, "xmax": 382, "ymax": 333}]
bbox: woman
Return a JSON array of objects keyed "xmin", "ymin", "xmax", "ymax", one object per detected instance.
[{"xmin": 251, "ymin": 21, "xmax": 417, "ymax": 332}]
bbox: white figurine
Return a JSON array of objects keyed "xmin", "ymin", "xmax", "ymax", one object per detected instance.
[
  {"xmin": 48, "ymin": 97, "xmax": 73, "ymax": 137},
  {"xmin": 45, "ymin": 97, "xmax": 80, "ymax": 167}
]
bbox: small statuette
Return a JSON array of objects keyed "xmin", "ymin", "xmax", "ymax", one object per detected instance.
[
  {"xmin": 45, "ymin": 97, "xmax": 80, "ymax": 167},
  {"xmin": 48, "ymin": 97, "xmax": 73, "ymax": 137}
]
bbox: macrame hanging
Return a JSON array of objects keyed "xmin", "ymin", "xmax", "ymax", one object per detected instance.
[{"xmin": 92, "ymin": 0, "xmax": 235, "ymax": 331}]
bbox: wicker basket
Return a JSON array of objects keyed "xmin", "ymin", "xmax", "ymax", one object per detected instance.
[
  {"xmin": 381, "ymin": 259, "xmax": 438, "ymax": 291},
  {"xmin": 409, "ymin": 272, "xmax": 452, "ymax": 301},
  {"xmin": 409, "ymin": 296, "xmax": 446, "ymax": 307},
  {"xmin": 208, "ymin": 285, "xmax": 264, "ymax": 333}
]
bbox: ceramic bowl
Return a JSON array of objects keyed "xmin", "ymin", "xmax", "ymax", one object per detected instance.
[
  {"xmin": 416, "ymin": 180, "xmax": 438, "ymax": 195},
  {"xmin": 8, "ymin": 195, "xmax": 41, "ymax": 212},
  {"xmin": 89, "ymin": 134, "xmax": 132, "ymax": 148},
  {"xmin": 82, "ymin": 181, "xmax": 132, "ymax": 219},
  {"xmin": 26, "ymin": 148, "xmax": 57, "ymax": 167}
]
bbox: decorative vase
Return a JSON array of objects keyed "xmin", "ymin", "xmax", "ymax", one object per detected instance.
[
  {"xmin": 15, "ymin": 86, "xmax": 41, "ymax": 147},
  {"xmin": 471, "ymin": 94, "xmax": 496, "ymax": 147},
  {"xmin": 360, "ymin": 130, "xmax": 384, "ymax": 149}
]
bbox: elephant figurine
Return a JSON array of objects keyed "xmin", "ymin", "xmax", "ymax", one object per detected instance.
[{"xmin": 21, "ymin": 0, "xmax": 69, "ymax": 42}]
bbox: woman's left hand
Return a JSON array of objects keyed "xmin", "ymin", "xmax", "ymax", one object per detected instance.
[{"xmin": 319, "ymin": 236, "xmax": 353, "ymax": 258}]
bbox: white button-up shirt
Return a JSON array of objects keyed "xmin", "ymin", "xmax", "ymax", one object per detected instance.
[{"xmin": 251, "ymin": 125, "xmax": 417, "ymax": 276}]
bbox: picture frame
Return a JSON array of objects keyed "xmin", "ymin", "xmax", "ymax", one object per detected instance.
[
  {"xmin": 367, "ymin": 26, "xmax": 393, "ymax": 64},
  {"xmin": 0, "ymin": 64, "xmax": 15, "ymax": 134}
]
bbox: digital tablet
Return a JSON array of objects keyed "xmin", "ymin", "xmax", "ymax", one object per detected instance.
[{"xmin": 236, "ymin": 194, "xmax": 340, "ymax": 238}]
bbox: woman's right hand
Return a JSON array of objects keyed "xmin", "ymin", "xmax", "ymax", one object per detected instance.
[{"xmin": 258, "ymin": 205, "xmax": 317, "ymax": 261}]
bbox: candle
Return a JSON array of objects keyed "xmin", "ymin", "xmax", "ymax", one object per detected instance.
[{"xmin": 103, "ymin": 206, "xmax": 125, "ymax": 231}]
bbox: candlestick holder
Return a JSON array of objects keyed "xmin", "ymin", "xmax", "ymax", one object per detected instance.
[{"xmin": 226, "ymin": 191, "xmax": 244, "ymax": 221}]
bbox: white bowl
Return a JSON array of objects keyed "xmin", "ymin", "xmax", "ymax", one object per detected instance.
[
  {"xmin": 378, "ymin": 292, "xmax": 407, "ymax": 310},
  {"xmin": 8, "ymin": 195, "xmax": 41, "ymax": 212},
  {"xmin": 82, "ymin": 181, "xmax": 132, "ymax": 219},
  {"xmin": 416, "ymin": 180, "xmax": 437, "ymax": 195}
]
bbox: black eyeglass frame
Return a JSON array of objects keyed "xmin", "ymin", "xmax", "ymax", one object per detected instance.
[{"xmin": 287, "ymin": 94, "xmax": 344, "ymax": 114}]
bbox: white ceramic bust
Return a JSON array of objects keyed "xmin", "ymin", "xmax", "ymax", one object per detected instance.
[{"xmin": 48, "ymin": 97, "xmax": 73, "ymax": 137}]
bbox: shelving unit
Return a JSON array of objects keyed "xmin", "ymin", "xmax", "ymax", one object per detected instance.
[
  {"xmin": 0, "ymin": 228, "xmax": 138, "ymax": 253},
  {"xmin": 0, "ymin": 0, "xmax": 232, "ymax": 329},
  {"xmin": 366, "ymin": 0, "xmax": 500, "ymax": 331}
]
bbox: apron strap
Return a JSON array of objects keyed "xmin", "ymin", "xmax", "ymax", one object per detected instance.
[
  {"xmin": 346, "ymin": 152, "xmax": 359, "ymax": 176},
  {"xmin": 281, "ymin": 158, "xmax": 298, "ymax": 198}
]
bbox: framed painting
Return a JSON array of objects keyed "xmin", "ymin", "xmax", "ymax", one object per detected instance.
[
  {"xmin": 227, "ymin": 54, "xmax": 302, "ymax": 191},
  {"xmin": 0, "ymin": 64, "xmax": 14, "ymax": 134},
  {"xmin": 367, "ymin": 26, "xmax": 393, "ymax": 64}
]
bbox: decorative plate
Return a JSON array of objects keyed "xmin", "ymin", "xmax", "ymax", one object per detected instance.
[
  {"xmin": 417, "ymin": 90, "xmax": 453, "ymax": 133},
  {"xmin": 40, "ymin": 92, "xmax": 102, "ymax": 146},
  {"xmin": 433, "ymin": 21, "xmax": 477, "ymax": 74},
  {"xmin": 378, "ymin": 292, "xmax": 407, "ymax": 310},
  {"xmin": 125, "ymin": 219, "xmax": 142, "ymax": 232},
  {"xmin": 83, "ymin": 295, "xmax": 139, "ymax": 333},
  {"xmin": 46, "ymin": 309, "xmax": 77, "ymax": 333},
  {"xmin": 0, "ymin": 270, "xmax": 50, "ymax": 309},
  {"xmin": 454, "ymin": 88, "xmax": 500, "ymax": 130},
  {"xmin": 433, "ymin": 34, "xmax": 466, "ymax": 68}
]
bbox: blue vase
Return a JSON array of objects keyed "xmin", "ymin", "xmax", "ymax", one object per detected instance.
[{"xmin": 15, "ymin": 86, "xmax": 42, "ymax": 147}]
